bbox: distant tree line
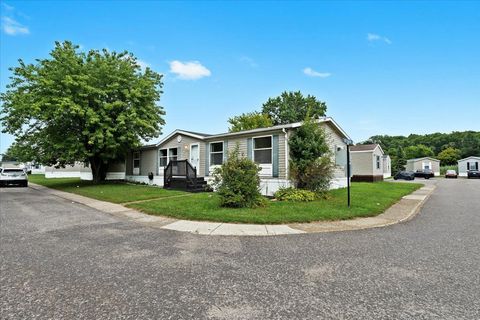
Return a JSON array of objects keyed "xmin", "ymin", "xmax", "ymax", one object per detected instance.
[{"xmin": 360, "ymin": 131, "xmax": 480, "ymax": 173}]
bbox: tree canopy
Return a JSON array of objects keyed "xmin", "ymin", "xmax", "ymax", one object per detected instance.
[
  {"xmin": 404, "ymin": 144, "xmax": 434, "ymax": 159},
  {"xmin": 1, "ymin": 41, "xmax": 165, "ymax": 182},
  {"xmin": 262, "ymin": 91, "xmax": 327, "ymax": 125},
  {"xmin": 228, "ymin": 111, "xmax": 273, "ymax": 132},
  {"xmin": 437, "ymin": 147, "xmax": 462, "ymax": 165},
  {"xmin": 227, "ymin": 91, "xmax": 327, "ymax": 132},
  {"xmin": 363, "ymin": 131, "xmax": 480, "ymax": 159}
]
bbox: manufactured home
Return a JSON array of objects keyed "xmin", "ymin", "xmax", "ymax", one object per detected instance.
[
  {"xmin": 125, "ymin": 117, "xmax": 352, "ymax": 196},
  {"xmin": 406, "ymin": 157, "xmax": 441, "ymax": 176},
  {"xmin": 350, "ymin": 144, "xmax": 391, "ymax": 182},
  {"xmin": 458, "ymin": 156, "xmax": 480, "ymax": 177}
]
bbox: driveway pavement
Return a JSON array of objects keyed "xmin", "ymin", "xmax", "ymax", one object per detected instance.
[{"xmin": 1, "ymin": 179, "xmax": 479, "ymax": 319}]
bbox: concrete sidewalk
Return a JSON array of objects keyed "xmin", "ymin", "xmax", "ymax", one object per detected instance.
[{"xmin": 28, "ymin": 183, "xmax": 435, "ymax": 236}]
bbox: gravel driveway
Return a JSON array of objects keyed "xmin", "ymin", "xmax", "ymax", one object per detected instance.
[{"xmin": 1, "ymin": 179, "xmax": 479, "ymax": 319}]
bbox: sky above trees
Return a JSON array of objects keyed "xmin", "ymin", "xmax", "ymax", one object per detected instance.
[{"xmin": 1, "ymin": 1, "xmax": 479, "ymax": 153}]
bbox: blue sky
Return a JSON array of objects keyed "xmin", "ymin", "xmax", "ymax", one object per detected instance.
[{"xmin": 1, "ymin": 1, "xmax": 479, "ymax": 153}]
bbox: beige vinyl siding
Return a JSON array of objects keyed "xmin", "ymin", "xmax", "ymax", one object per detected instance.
[
  {"xmin": 139, "ymin": 149, "xmax": 158, "ymax": 176},
  {"xmin": 406, "ymin": 158, "xmax": 440, "ymax": 173},
  {"xmin": 320, "ymin": 122, "xmax": 347, "ymax": 179},
  {"xmin": 351, "ymin": 152, "xmax": 374, "ymax": 175},
  {"xmin": 159, "ymin": 134, "xmax": 206, "ymax": 176},
  {"xmin": 218, "ymin": 130, "xmax": 287, "ymax": 179}
]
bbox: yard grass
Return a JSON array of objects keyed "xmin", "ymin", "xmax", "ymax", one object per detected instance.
[
  {"xmin": 28, "ymin": 175, "xmax": 187, "ymax": 204},
  {"xmin": 127, "ymin": 182, "xmax": 423, "ymax": 224}
]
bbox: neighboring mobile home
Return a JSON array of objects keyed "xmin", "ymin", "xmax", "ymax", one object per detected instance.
[
  {"xmin": 125, "ymin": 117, "xmax": 352, "ymax": 196},
  {"xmin": 45, "ymin": 160, "xmax": 126, "ymax": 180},
  {"xmin": 406, "ymin": 157, "xmax": 441, "ymax": 176},
  {"xmin": 350, "ymin": 144, "xmax": 391, "ymax": 182},
  {"xmin": 458, "ymin": 156, "xmax": 480, "ymax": 177}
]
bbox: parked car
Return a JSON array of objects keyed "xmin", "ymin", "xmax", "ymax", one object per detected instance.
[
  {"xmin": 393, "ymin": 171, "xmax": 415, "ymax": 181},
  {"xmin": 445, "ymin": 170, "xmax": 458, "ymax": 179},
  {"xmin": 467, "ymin": 170, "xmax": 480, "ymax": 179},
  {"xmin": 414, "ymin": 169, "xmax": 434, "ymax": 179},
  {"xmin": 0, "ymin": 168, "xmax": 28, "ymax": 187}
]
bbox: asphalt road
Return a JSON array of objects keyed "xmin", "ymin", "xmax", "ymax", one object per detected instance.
[{"xmin": 1, "ymin": 179, "xmax": 479, "ymax": 319}]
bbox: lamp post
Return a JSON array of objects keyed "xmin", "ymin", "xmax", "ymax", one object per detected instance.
[{"xmin": 343, "ymin": 138, "xmax": 354, "ymax": 208}]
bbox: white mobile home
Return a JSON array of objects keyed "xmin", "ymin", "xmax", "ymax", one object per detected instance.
[{"xmin": 458, "ymin": 156, "xmax": 480, "ymax": 177}]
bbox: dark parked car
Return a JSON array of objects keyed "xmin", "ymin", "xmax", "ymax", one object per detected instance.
[
  {"xmin": 414, "ymin": 169, "xmax": 434, "ymax": 179},
  {"xmin": 467, "ymin": 170, "xmax": 480, "ymax": 178},
  {"xmin": 394, "ymin": 171, "xmax": 415, "ymax": 181}
]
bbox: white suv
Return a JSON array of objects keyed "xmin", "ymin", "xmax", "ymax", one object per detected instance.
[{"xmin": 0, "ymin": 167, "xmax": 28, "ymax": 187}]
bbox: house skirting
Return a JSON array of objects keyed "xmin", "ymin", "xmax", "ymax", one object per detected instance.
[
  {"xmin": 125, "ymin": 175, "xmax": 348, "ymax": 196},
  {"xmin": 351, "ymin": 175, "xmax": 384, "ymax": 182},
  {"xmin": 45, "ymin": 171, "xmax": 82, "ymax": 179},
  {"xmin": 383, "ymin": 172, "xmax": 391, "ymax": 179},
  {"xmin": 125, "ymin": 175, "xmax": 164, "ymax": 186}
]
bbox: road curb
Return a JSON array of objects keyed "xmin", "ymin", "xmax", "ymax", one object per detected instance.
[{"xmin": 28, "ymin": 182, "xmax": 435, "ymax": 236}]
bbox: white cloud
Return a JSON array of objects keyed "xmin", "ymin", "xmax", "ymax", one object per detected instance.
[
  {"xmin": 240, "ymin": 56, "xmax": 258, "ymax": 67},
  {"xmin": 1, "ymin": 16, "xmax": 29, "ymax": 35},
  {"xmin": 169, "ymin": 60, "xmax": 211, "ymax": 80},
  {"xmin": 303, "ymin": 67, "xmax": 331, "ymax": 78},
  {"xmin": 2, "ymin": 3, "xmax": 14, "ymax": 11},
  {"xmin": 367, "ymin": 33, "xmax": 391, "ymax": 44}
]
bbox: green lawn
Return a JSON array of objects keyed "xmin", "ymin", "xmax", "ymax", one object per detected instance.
[
  {"xmin": 28, "ymin": 175, "xmax": 187, "ymax": 204},
  {"xmin": 127, "ymin": 182, "xmax": 423, "ymax": 224}
]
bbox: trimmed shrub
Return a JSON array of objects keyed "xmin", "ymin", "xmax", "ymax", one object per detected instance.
[
  {"xmin": 212, "ymin": 146, "xmax": 266, "ymax": 208},
  {"xmin": 274, "ymin": 187, "xmax": 316, "ymax": 202}
]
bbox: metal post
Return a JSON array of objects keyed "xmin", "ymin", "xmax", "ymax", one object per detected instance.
[{"xmin": 347, "ymin": 144, "xmax": 351, "ymax": 208}]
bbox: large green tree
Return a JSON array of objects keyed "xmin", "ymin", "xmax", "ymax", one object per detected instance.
[
  {"xmin": 404, "ymin": 144, "xmax": 435, "ymax": 159},
  {"xmin": 1, "ymin": 41, "xmax": 165, "ymax": 183},
  {"xmin": 262, "ymin": 91, "xmax": 327, "ymax": 125},
  {"xmin": 228, "ymin": 111, "xmax": 273, "ymax": 132},
  {"xmin": 437, "ymin": 147, "xmax": 461, "ymax": 165}
]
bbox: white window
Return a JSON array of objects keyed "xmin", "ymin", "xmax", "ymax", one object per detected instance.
[
  {"xmin": 210, "ymin": 142, "xmax": 224, "ymax": 166},
  {"xmin": 253, "ymin": 136, "xmax": 272, "ymax": 164},
  {"xmin": 169, "ymin": 148, "xmax": 178, "ymax": 162},
  {"xmin": 133, "ymin": 152, "xmax": 140, "ymax": 168},
  {"xmin": 376, "ymin": 155, "xmax": 381, "ymax": 169},
  {"xmin": 159, "ymin": 149, "xmax": 168, "ymax": 167},
  {"xmin": 133, "ymin": 152, "xmax": 140, "ymax": 175}
]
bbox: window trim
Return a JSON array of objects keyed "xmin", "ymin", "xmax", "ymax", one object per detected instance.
[
  {"xmin": 133, "ymin": 152, "xmax": 140, "ymax": 169},
  {"xmin": 159, "ymin": 149, "xmax": 168, "ymax": 168},
  {"xmin": 209, "ymin": 140, "xmax": 224, "ymax": 167},
  {"xmin": 252, "ymin": 135, "xmax": 273, "ymax": 165},
  {"xmin": 158, "ymin": 147, "xmax": 179, "ymax": 169}
]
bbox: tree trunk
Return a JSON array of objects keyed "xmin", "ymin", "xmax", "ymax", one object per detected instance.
[{"xmin": 89, "ymin": 156, "xmax": 108, "ymax": 184}]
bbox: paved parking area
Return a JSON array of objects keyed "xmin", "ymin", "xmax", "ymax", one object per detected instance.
[{"xmin": 1, "ymin": 179, "xmax": 479, "ymax": 319}]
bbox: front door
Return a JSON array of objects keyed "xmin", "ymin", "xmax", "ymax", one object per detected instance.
[{"xmin": 190, "ymin": 144, "xmax": 199, "ymax": 170}]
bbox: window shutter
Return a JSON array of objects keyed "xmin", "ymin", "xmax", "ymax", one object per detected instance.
[
  {"xmin": 247, "ymin": 138, "xmax": 253, "ymax": 160},
  {"xmin": 272, "ymin": 135, "xmax": 279, "ymax": 178},
  {"xmin": 205, "ymin": 142, "xmax": 210, "ymax": 176},
  {"xmin": 476, "ymin": 162, "xmax": 479, "ymax": 170},
  {"xmin": 223, "ymin": 140, "xmax": 228, "ymax": 162},
  {"xmin": 467, "ymin": 162, "xmax": 470, "ymax": 170}
]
